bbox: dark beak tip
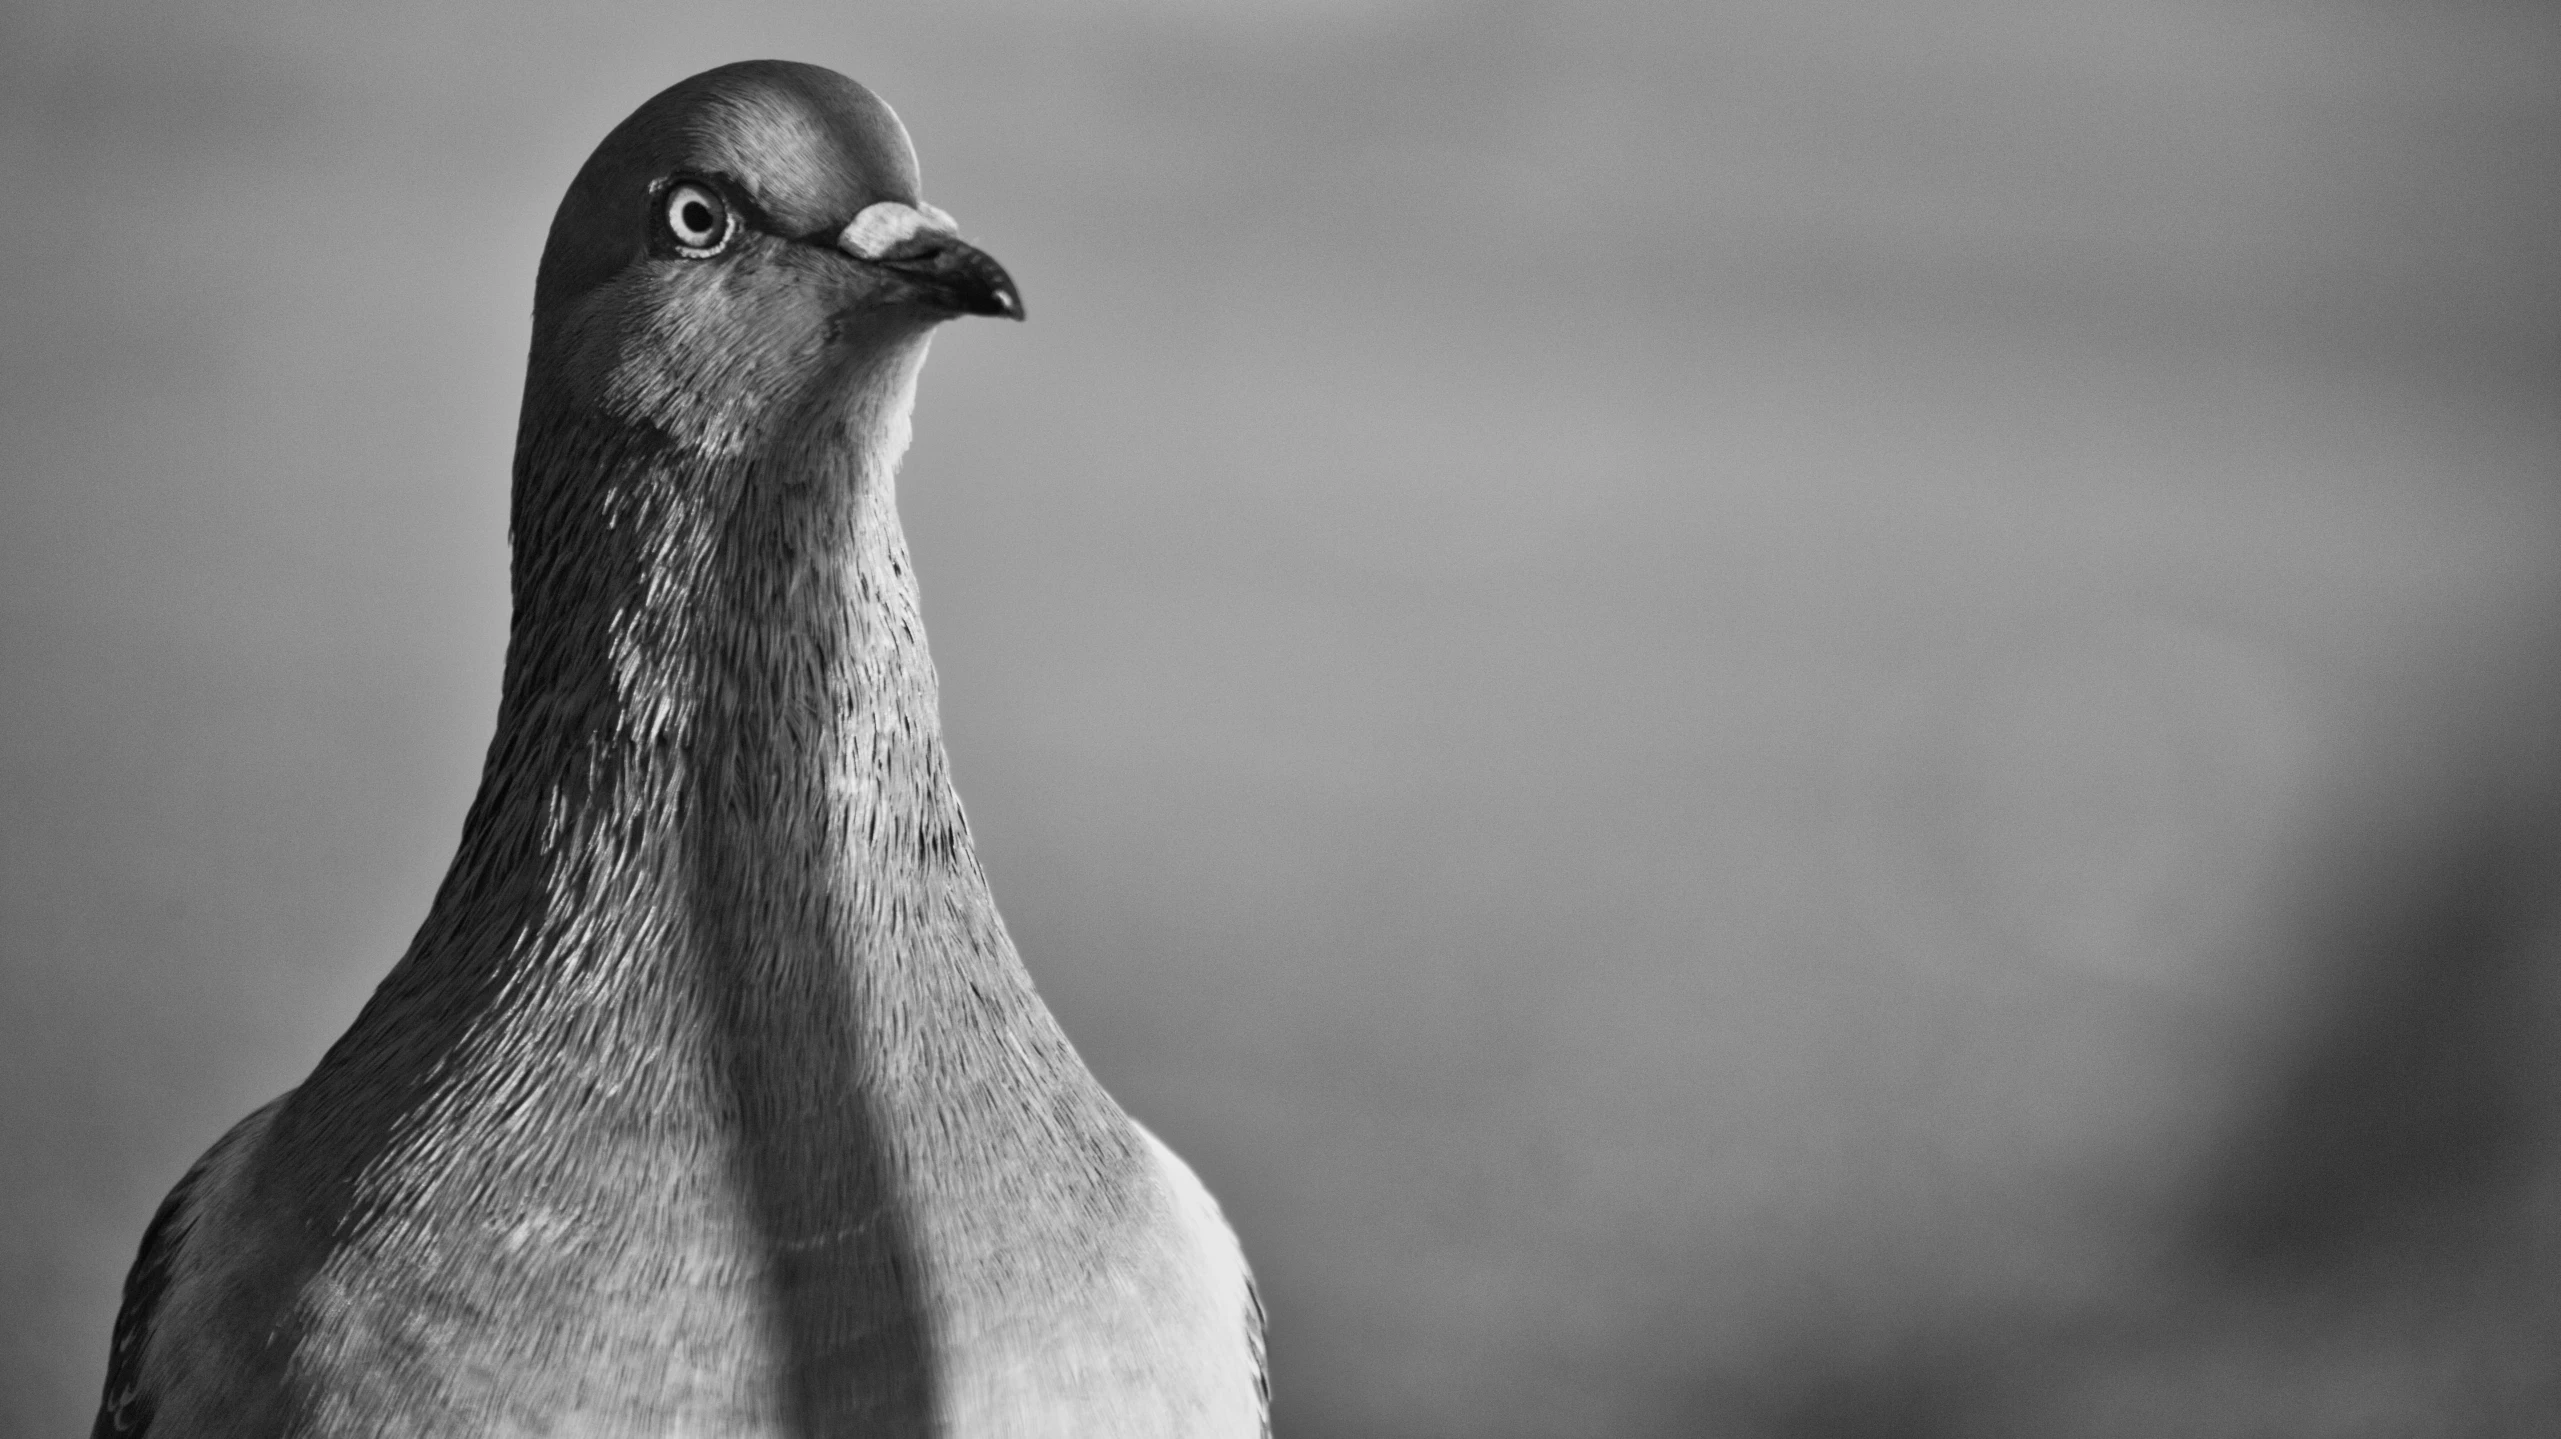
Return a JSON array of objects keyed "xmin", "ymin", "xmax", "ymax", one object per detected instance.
[
  {"xmin": 852, "ymin": 229, "xmax": 1024, "ymax": 323},
  {"xmin": 920, "ymin": 240, "xmax": 1021, "ymax": 322}
]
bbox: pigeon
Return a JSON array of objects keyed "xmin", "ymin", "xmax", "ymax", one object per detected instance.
[{"xmin": 92, "ymin": 60, "xmax": 1266, "ymax": 1439}]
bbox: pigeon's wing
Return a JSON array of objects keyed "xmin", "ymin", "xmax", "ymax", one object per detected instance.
[
  {"xmin": 1245, "ymin": 1266, "xmax": 1272, "ymax": 1438},
  {"xmin": 92, "ymin": 1097, "xmax": 285, "ymax": 1439}
]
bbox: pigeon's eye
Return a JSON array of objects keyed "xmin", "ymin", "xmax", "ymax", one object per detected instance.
[{"xmin": 661, "ymin": 183, "xmax": 732, "ymax": 256}]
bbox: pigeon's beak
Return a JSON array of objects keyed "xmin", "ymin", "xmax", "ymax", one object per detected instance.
[{"xmin": 837, "ymin": 201, "xmax": 1024, "ymax": 321}]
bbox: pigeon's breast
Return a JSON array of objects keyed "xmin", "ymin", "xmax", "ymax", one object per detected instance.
[
  {"xmin": 129, "ymin": 1029, "xmax": 1259, "ymax": 1437},
  {"xmin": 138, "ymin": 1087, "xmax": 841, "ymax": 1436}
]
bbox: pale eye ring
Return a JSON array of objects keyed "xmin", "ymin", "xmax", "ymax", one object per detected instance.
[{"xmin": 662, "ymin": 182, "xmax": 732, "ymax": 255}]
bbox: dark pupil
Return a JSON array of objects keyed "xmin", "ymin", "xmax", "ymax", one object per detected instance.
[{"xmin": 680, "ymin": 199, "xmax": 715, "ymax": 237}]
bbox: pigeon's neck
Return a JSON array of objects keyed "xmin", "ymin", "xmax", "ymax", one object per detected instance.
[
  {"xmin": 275, "ymin": 343, "xmax": 1142, "ymax": 1346},
  {"xmin": 483, "ymin": 342, "xmax": 968, "ymax": 955},
  {"xmin": 363, "ymin": 342, "xmax": 1106, "ymax": 1133}
]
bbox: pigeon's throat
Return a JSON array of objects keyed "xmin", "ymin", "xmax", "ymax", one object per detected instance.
[
  {"xmin": 508, "ymin": 347, "xmax": 939, "ymax": 750},
  {"xmin": 474, "ymin": 366, "xmax": 967, "ymax": 953}
]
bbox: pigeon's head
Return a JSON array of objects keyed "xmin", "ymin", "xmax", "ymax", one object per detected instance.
[{"xmin": 527, "ymin": 60, "xmax": 1020, "ymax": 454}]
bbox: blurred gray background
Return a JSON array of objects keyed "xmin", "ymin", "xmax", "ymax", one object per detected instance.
[{"xmin": 6, "ymin": 1, "xmax": 2559, "ymax": 1434}]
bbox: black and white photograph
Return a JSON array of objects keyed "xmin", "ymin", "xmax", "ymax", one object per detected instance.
[{"xmin": 6, "ymin": 3, "xmax": 2558, "ymax": 1435}]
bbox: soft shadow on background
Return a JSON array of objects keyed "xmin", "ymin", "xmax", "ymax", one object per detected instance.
[{"xmin": 6, "ymin": 2, "xmax": 2558, "ymax": 1434}]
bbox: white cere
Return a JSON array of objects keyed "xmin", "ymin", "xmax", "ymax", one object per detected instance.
[{"xmin": 838, "ymin": 202, "xmax": 943, "ymax": 260}]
